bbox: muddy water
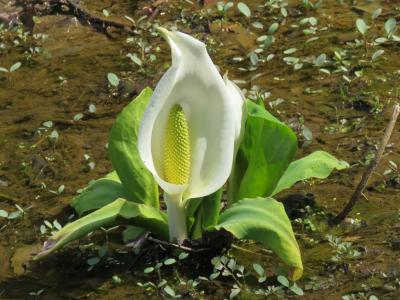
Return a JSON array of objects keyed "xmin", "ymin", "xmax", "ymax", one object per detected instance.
[{"xmin": 1, "ymin": 0, "xmax": 400, "ymax": 299}]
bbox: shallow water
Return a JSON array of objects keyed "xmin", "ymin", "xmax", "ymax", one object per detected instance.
[{"xmin": 1, "ymin": 0, "xmax": 400, "ymax": 299}]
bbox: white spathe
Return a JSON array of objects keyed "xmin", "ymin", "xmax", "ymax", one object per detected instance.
[{"xmin": 138, "ymin": 28, "xmax": 244, "ymax": 242}]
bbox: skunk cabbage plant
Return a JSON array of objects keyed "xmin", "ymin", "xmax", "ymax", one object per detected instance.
[
  {"xmin": 35, "ymin": 28, "xmax": 348, "ymax": 281},
  {"xmin": 137, "ymin": 28, "xmax": 244, "ymax": 242}
]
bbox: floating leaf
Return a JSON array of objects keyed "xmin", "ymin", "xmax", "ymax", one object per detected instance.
[
  {"xmin": 372, "ymin": 49, "xmax": 384, "ymax": 61},
  {"xmin": 49, "ymin": 130, "xmax": 59, "ymax": 140},
  {"xmin": 281, "ymin": 7, "xmax": 287, "ymax": 17},
  {"xmin": 268, "ymin": 22, "xmax": 279, "ymax": 34},
  {"xmin": 163, "ymin": 286, "xmax": 176, "ymax": 297},
  {"xmin": 290, "ymin": 283, "xmax": 304, "ymax": 296},
  {"xmin": 253, "ymin": 263, "xmax": 264, "ymax": 276},
  {"xmin": 0, "ymin": 210, "xmax": 8, "ymax": 218},
  {"xmin": 375, "ymin": 37, "xmax": 387, "ymax": 44},
  {"xmin": 230, "ymin": 288, "xmax": 241, "ymax": 299},
  {"xmin": 42, "ymin": 121, "xmax": 53, "ymax": 128},
  {"xmin": 385, "ymin": 18, "xmax": 397, "ymax": 36},
  {"xmin": 356, "ymin": 19, "xmax": 369, "ymax": 35},
  {"xmin": 107, "ymin": 72, "xmax": 120, "ymax": 87},
  {"xmin": 164, "ymin": 258, "xmax": 176, "ymax": 266},
  {"xmin": 237, "ymin": 2, "xmax": 251, "ymax": 17},
  {"xmin": 127, "ymin": 53, "xmax": 143, "ymax": 67},
  {"xmin": 144, "ymin": 267, "xmax": 154, "ymax": 274},
  {"xmin": 73, "ymin": 113, "xmax": 84, "ymax": 121},
  {"xmin": 251, "ymin": 22, "xmax": 263, "ymax": 29},
  {"xmin": 9, "ymin": 62, "xmax": 21, "ymax": 72},
  {"xmin": 88, "ymin": 104, "xmax": 96, "ymax": 113},
  {"xmin": 284, "ymin": 48, "xmax": 297, "ymax": 54},
  {"xmin": 371, "ymin": 8, "xmax": 382, "ymax": 20},
  {"xmin": 277, "ymin": 275, "xmax": 290, "ymax": 287},
  {"xmin": 102, "ymin": 9, "xmax": 110, "ymax": 17},
  {"xmin": 314, "ymin": 53, "xmax": 326, "ymax": 67}
]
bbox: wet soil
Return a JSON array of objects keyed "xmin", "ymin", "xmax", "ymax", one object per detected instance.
[{"xmin": 1, "ymin": 0, "xmax": 400, "ymax": 299}]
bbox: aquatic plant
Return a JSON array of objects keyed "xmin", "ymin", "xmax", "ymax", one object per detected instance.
[{"xmin": 35, "ymin": 28, "xmax": 348, "ymax": 281}]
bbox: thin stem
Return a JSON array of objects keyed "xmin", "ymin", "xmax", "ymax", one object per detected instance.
[{"xmin": 332, "ymin": 104, "xmax": 400, "ymax": 225}]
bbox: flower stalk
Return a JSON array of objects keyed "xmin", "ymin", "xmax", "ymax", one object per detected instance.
[{"xmin": 164, "ymin": 193, "xmax": 187, "ymax": 242}]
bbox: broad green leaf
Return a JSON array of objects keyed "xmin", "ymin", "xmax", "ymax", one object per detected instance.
[
  {"xmin": 356, "ymin": 19, "xmax": 368, "ymax": 35},
  {"xmin": 35, "ymin": 198, "xmax": 168, "ymax": 259},
  {"xmin": 108, "ymin": 88, "xmax": 159, "ymax": 207},
  {"xmin": 272, "ymin": 151, "xmax": 349, "ymax": 196},
  {"xmin": 72, "ymin": 171, "xmax": 132, "ymax": 216},
  {"xmin": 228, "ymin": 100, "xmax": 297, "ymax": 204},
  {"xmin": 237, "ymin": 2, "xmax": 251, "ymax": 17},
  {"xmin": 214, "ymin": 197, "xmax": 303, "ymax": 280}
]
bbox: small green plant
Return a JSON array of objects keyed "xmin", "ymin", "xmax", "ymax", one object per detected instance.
[
  {"xmin": 327, "ymin": 234, "xmax": 362, "ymax": 262},
  {"xmin": 0, "ymin": 61, "xmax": 21, "ymax": 81},
  {"xmin": 40, "ymin": 219, "xmax": 62, "ymax": 237},
  {"xmin": 0, "ymin": 204, "xmax": 29, "ymax": 220},
  {"xmin": 28, "ymin": 289, "xmax": 44, "ymax": 300},
  {"xmin": 277, "ymin": 274, "xmax": 304, "ymax": 296},
  {"xmin": 342, "ymin": 292, "xmax": 378, "ymax": 300}
]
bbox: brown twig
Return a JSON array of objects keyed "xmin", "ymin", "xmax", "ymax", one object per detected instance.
[
  {"xmin": 59, "ymin": 0, "xmax": 134, "ymax": 33},
  {"xmin": 332, "ymin": 104, "xmax": 400, "ymax": 225},
  {"xmin": 14, "ymin": 0, "xmax": 135, "ymax": 33},
  {"xmin": 147, "ymin": 236, "xmax": 210, "ymax": 253}
]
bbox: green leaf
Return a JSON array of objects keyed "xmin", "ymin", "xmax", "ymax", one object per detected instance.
[
  {"xmin": 372, "ymin": 49, "xmax": 384, "ymax": 61},
  {"xmin": 385, "ymin": 18, "xmax": 397, "ymax": 36},
  {"xmin": 163, "ymin": 258, "xmax": 176, "ymax": 265},
  {"xmin": 214, "ymin": 197, "xmax": 303, "ymax": 280},
  {"xmin": 371, "ymin": 8, "xmax": 382, "ymax": 20},
  {"xmin": 272, "ymin": 151, "xmax": 349, "ymax": 196},
  {"xmin": 237, "ymin": 2, "xmax": 251, "ymax": 17},
  {"xmin": 356, "ymin": 19, "xmax": 368, "ymax": 35},
  {"xmin": 34, "ymin": 198, "xmax": 168, "ymax": 259},
  {"xmin": 289, "ymin": 283, "xmax": 304, "ymax": 296},
  {"xmin": 188, "ymin": 189, "xmax": 223, "ymax": 239},
  {"xmin": 163, "ymin": 286, "xmax": 176, "ymax": 297},
  {"xmin": 268, "ymin": 22, "xmax": 279, "ymax": 34},
  {"xmin": 107, "ymin": 72, "xmax": 120, "ymax": 87},
  {"xmin": 71, "ymin": 171, "xmax": 132, "ymax": 216},
  {"xmin": 228, "ymin": 100, "xmax": 297, "ymax": 204},
  {"xmin": 122, "ymin": 225, "xmax": 145, "ymax": 242},
  {"xmin": 277, "ymin": 275, "xmax": 290, "ymax": 287},
  {"xmin": 9, "ymin": 62, "xmax": 21, "ymax": 72},
  {"xmin": 252, "ymin": 263, "xmax": 265, "ymax": 276},
  {"xmin": 0, "ymin": 210, "xmax": 8, "ymax": 218},
  {"xmin": 108, "ymin": 88, "xmax": 159, "ymax": 207}
]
